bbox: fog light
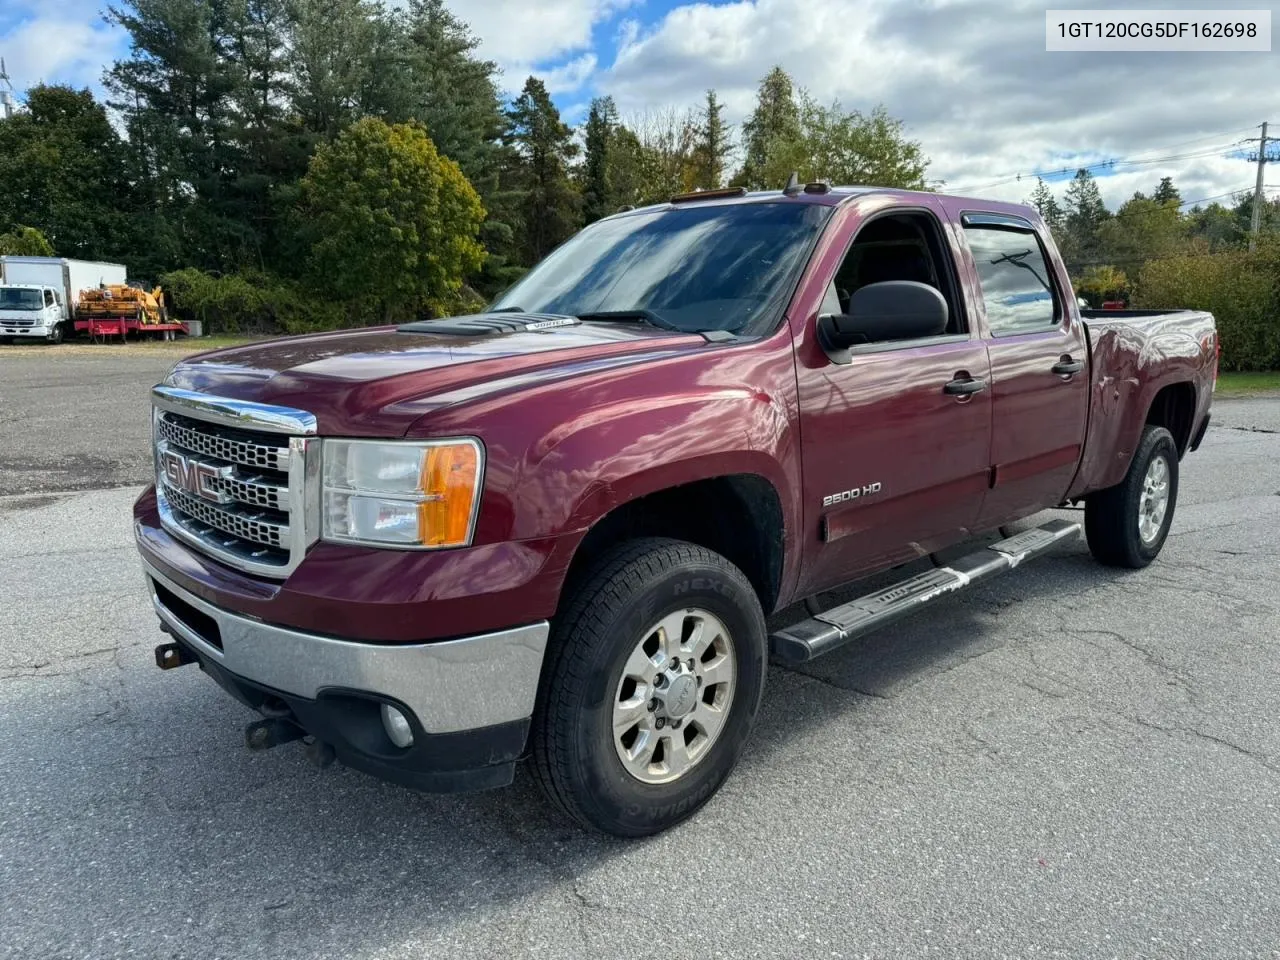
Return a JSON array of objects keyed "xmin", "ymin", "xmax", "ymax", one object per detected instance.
[{"xmin": 380, "ymin": 703, "xmax": 415, "ymax": 748}]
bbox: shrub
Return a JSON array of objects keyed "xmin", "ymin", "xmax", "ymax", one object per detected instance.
[
  {"xmin": 159, "ymin": 269, "xmax": 347, "ymax": 335},
  {"xmin": 1134, "ymin": 242, "xmax": 1280, "ymax": 371}
]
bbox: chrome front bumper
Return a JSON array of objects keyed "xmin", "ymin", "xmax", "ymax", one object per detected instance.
[{"xmin": 143, "ymin": 560, "xmax": 549, "ymax": 734}]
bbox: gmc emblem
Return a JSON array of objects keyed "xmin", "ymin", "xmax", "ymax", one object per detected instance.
[{"xmin": 160, "ymin": 445, "xmax": 233, "ymax": 504}]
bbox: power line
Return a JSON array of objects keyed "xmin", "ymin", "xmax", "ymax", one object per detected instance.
[
  {"xmin": 951, "ymin": 126, "xmax": 1258, "ymax": 194},
  {"xmin": 957, "ymin": 143, "xmax": 1246, "ymax": 194}
]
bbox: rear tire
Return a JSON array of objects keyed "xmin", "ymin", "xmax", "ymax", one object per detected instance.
[
  {"xmin": 531, "ymin": 538, "xmax": 767, "ymax": 837},
  {"xmin": 1085, "ymin": 425, "xmax": 1179, "ymax": 568}
]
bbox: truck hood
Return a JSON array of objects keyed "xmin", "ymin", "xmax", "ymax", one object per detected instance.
[{"xmin": 163, "ymin": 314, "xmax": 708, "ymax": 436}]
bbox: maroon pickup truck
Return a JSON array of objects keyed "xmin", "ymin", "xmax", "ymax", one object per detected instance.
[{"xmin": 136, "ymin": 183, "xmax": 1217, "ymax": 836}]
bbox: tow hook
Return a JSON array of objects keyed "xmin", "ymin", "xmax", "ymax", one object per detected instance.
[
  {"xmin": 245, "ymin": 717, "xmax": 305, "ymax": 751},
  {"xmin": 244, "ymin": 717, "xmax": 337, "ymax": 769},
  {"xmin": 154, "ymin": 642, "xmax": 197, "ymax": 670}
]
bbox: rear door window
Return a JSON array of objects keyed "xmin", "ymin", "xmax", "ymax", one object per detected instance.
[{"xmin": 964, "ymin": 225, "xmax": 1059, "ymax": 336}]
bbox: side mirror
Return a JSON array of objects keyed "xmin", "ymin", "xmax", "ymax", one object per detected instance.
[{"xmin": 817, "ymin": 280, "xmax": 949, "ymax": 363}]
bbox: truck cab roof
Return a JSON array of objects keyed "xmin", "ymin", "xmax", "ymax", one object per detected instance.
[{"xmin": 610, "ymin": 184, "xmax": 1038, "ymax": 220}]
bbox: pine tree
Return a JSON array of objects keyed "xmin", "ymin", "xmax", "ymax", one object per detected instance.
[
  {"xmin": 1152, "ymin": 176, "xmax": 1181, "ymax": 208},
  {"xmin": 403, "ymin": 0, "xmax": 503, "ymax": 183},
  {"xmin": 737, "ymin": 67, "xmax": 801, "ymax": 189},
  {"xmin": 691, "ymin": 89, "xmax": 730, "ymax": 190},
  {"xmin": 1062, "ymin": 168, "xmax": 1110, "ymax": 269},
  {"xmin": 505, "ymin": 77, "xmax": 580, "ymax": 264},
  {"xmin": 581, "ymin": 96, "xmax": 618, "ymax": 223},
  {"xmin": 1028, "ymin": 178, "xmax": 1065, "ymax": 233}
]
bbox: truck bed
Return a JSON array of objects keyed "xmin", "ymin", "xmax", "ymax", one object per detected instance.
[{"xmin": 1070, "ymin": 308, "xmax": 1217, "ymax": 499}]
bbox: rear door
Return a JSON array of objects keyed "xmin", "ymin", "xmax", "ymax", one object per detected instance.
[
  {"xmin": 957, "ymin": 212, "xmax": 1089, "ymax": 528},
  {"xmin": 793, "ymin": 199, "xmax": 993, "ymax": 597}
]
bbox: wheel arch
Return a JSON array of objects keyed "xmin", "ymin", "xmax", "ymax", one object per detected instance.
[
  {"xmin": 560, "ymin": 473, "xmax": 787, "ymax": 616},
  {"xmin": 1144, "ymin": 381, "xmax": 1197, "ymax": 457}
]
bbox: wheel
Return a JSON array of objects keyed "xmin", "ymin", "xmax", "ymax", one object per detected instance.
[
  {"xmin": 531, "ymin": 538, "xmax": 768, "ymax": 837},
  {"xmin": 46, "ymin": 323, "xmax": 64, "ymax": 345},
  {"xmin": 1085, "ymin": 424, "xmax": 1179, "ymax": 568}
]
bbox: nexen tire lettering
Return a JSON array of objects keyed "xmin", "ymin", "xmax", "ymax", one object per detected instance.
[{"xmin": 823, "ymin": 482, "xmax": 882, "ymax": 507}]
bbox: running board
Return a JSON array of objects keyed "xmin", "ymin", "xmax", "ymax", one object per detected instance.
[{"xmin": 771, "ymin": 520, "xmax": 1081, "ymax": 663}]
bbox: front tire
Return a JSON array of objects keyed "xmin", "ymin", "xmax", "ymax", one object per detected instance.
[
  {"xmin": 1085, "ymin": 424, "xmax": 1179, "ymax": 568},
  {"xmin": 531, "ymin": 538, "xmax": 767, "ymax": 837},
  {"xmin": 46, "ymin": 323, "xmax": 64, "ymax": 345}
]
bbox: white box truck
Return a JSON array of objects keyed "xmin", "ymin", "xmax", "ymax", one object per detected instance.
[{"xmin": 0, "ymin": 256, "xmax": 127, "ymax": 344}]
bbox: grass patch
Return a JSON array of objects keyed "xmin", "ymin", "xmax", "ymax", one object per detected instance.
[{"xmin": 1216, "ymin": 371, "xmax": 1280, "ymax": 396}]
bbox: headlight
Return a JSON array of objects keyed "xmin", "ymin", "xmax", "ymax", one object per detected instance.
[{"xmin": 322, "ymin": 438, "xmax": 483, "ymax": 548}]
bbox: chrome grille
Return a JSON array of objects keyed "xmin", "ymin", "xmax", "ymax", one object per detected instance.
[
  {"xmin": 205, "ymin": 472, "xmax": 287, "ymax": 511},
  {"xmin": 151, "ymin": 386, "xmax": 318, "ymax": 579},
  {"xmin": 163, "ymin": 484, "xmax": 289, "ymax": 547},
  {"xmin": 157, "ymin": 412, "xmax": 290, "ymax": 472}
]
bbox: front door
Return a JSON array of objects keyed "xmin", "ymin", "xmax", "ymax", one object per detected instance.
[
  {"xmin": 958, "ymin": 215, "xmax": 1089, "ymax": 528},
  {"xmin": 793, "ymin": 203, "xmax": 994, "ymax": 597}
]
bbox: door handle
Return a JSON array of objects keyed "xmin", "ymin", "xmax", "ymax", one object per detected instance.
[
  {"xmin": 1052, "ymin": 358, "xmax": 1084, "ymax": 376},
  {"xmin": 943, "ymin": 376, "xmax": 987, "ymax": 396}
]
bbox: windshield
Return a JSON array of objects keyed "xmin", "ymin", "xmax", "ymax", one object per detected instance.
[
  {"xmin": 491, "ymin": 201, "xmax": 833, "ymax": 335},
  {"xmin": 0, "ymin": 288, "xmax": 44, "ymax": 311}
]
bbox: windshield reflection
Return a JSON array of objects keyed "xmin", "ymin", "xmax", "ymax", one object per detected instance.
[{"xmin": 492, "ymin": 202, "xmax": 832, "ymax": 335}]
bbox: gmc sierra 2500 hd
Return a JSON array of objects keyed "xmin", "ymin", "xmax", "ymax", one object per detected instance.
[{"xmin": 136, "ymin": 183, "xmax": 1217, "ymax": 836}]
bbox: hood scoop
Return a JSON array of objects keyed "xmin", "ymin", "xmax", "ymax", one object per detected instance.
[{"xmin": 398, "ymin": 312, "xmax": 581, "ymax": 337}]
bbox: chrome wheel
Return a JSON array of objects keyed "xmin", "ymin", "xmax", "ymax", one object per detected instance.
[
  {"xmin": 612, "ymin": 608, "xmax": 736, "ymax": 785},
  {"xmin": 1138, "ymin": 454, "xmax": 1170, "ymax": 544}
]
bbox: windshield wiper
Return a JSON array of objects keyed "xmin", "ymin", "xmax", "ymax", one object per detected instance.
[{"xmin": 574, "ymin": 309, "xmax": 683, "ymax": 333}]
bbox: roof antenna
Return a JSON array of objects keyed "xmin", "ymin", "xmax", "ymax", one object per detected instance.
[{"xmin": 782, "ymin": 171, "xmax": 802, "ymax": 196}]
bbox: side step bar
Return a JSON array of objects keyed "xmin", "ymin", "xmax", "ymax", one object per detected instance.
[{"xmin": 771, "ymin": 519, "xmax": 1081, "ymax": 663}]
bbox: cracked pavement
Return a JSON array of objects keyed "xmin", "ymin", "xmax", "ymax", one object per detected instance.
[{"xmin": 1, "ymin": 383, "xmax": 1279, "ymax": 958}]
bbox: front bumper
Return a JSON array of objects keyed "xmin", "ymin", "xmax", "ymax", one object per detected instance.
[
  {"xmin": 1, "ymin": 325, "xmax": 50, "ymax": 338},
  {"xmin": 143, "ymin": 559, "xmax": 550, "ymax": 792}
]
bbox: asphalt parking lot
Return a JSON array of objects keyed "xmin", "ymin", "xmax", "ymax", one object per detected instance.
[{"xmin": 2, "ymin": 348, "xmax": 1279, "ymax": 959}]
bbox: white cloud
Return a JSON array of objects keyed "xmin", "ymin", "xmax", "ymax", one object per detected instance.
[
  {"xmin": 1, "ymin": 15, "xmax": 126, "ymax": 97},
  {"xmin": 596, "ymin": 0, "xmax": 1278, "ymax": 209},
  {"xmin": 444, "ymin": 0, "xmax": 623, "ymax": 92},
  {"xmin": 536, "ymin": 53, "xmax": 599, "ymax": 95}
]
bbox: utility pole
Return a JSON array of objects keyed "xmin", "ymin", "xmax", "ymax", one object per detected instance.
[
  {"xmin": 0, "ymin": 58, "xmax": 13, "ymax": 121},
  {"xmin": 1247, "ymin": 121, "xmax": 1269, "ymax": 251}
]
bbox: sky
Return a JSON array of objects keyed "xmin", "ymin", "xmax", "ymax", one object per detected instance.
[{"xmin": 2, "ymin": 0, "xmax": 1277, "ymax": 211}]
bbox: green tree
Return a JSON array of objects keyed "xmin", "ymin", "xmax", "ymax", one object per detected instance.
[
  {"xmin": 0, "ymin": 226, "xmax": 55, "ymax": 256},
  {"xmin": 0, "ymin": 85, "xmax": 135, "ymax": 262},
  {"xmin": 1097, "ymin": 195, "xmax": 1188, "ymax": 274},
  {"xmin": 1075, "ymin": 264, "xmax": 1129, "ymax": 305},
  {"xmin": 1152, "ymin": 176, "xmax": 1181, "ymax": 207},
  {"xmin": 580, "ymin": 96, "xmax": 618, "ymax": 223},
  {"xmin": 1061, "ymin": 168, "xmax": 1111, "ymax": 270},
  {"xmin": 628, "ymin": 107, "xmax": 699, "ymax": 197},
  {"xmin": 299, "ymin": 118, "xmax": 486, "ymax": 320},
  {"xmin": 504, "ymin": 76, "xmax": 579, "ymax": 264},
  {"xmin": 286, "ymin": 0, "xmax": 398, "ymax": 137},
  {"xmin": 795, "ymin": 97, "xmax": 927, "ymax": 188},
  {"xmin": 736, "ymin": 66, "xmax": 801, "ymax": 189},
  {"xmin": 403, "ymin": 0, "xmax": 503, "ymax": 180},
  {"xmin": 1187, "ymin": 201, "xmax": 1245, "ymax": 250},
  {"xmin": 1028, "ymin": 178, "xmax": 1065, "ymax": 234},
  {"xmin": 691, "ymin": 89, "xmax": 731, "ymax": 190},
  {"xmin": 608, "ymin": 126, "xmax": 665, "ymax": 208}
]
